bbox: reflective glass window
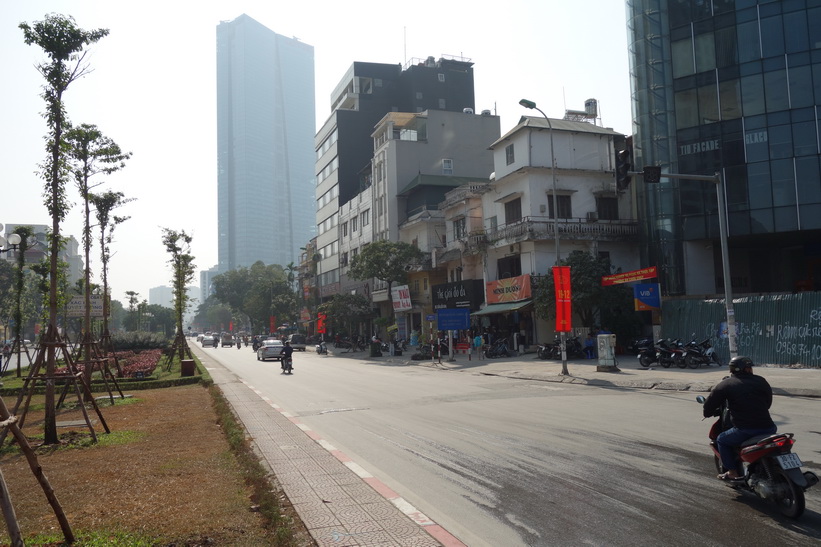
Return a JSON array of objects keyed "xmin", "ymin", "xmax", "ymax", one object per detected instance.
[
  {"xmin": 761, "ymin": 16, "xmax": 785, "ymax": 58},
  {"xmin": 771, "ymin": 158, "xmax": 796, "ymax": 206},
  {"xmin": 725, "ymin": 165, "xmax": 749, "ymax": 211},
  {"xmin": 715, "ymin": 27, "xmax": 738, "ymax": 67},
  {"xmin": 745, "ymin": 127, "xmax": 770, "ymax": 162},
  {"xmin": 788, "ymin": 65, "xmax": 814, "ymax": 108},
  {"xmin": 719, "ymin": 79, "xmax": 742, "ymax": 119},
  {"xmin": 729, "ymin": 211, "xmax": 751, "ymax": 235},
  {"xmin": 695, "ymin": 33, "xmax": 716, "ymax": 72},
  {"xmin": 800, "ymin": 204, "xmax": 821, "ymax": 229},
  {"xmin": 748, "ymin": 162, "xmax": 773, "ymax": 208},
  {"xmin": 750, "ymin": 208, "xmax": 774, "ymax": 233},
  {"xmin": 813, "ymin": 63, "xmax": 821, "ymax": 101},
  {"xmin": 698, "ymin": 84, "xmax": 719, "ymax": 124},
  {"xmin": 764, "ymin": 69, "xmax": 790, "ymax": 111},
  {"xmin": 737, "ymin": 21, "xmax": 761, "ymax": 63},
  {"xmin": 792, "ymin": 121, "xmax": 818, "ymax": 156},
  {"xmin": 741, "ymin": 74, "xmax": 765, "ymax": 115},
  {"xmin": 784, "ymin": 11, "xmax": 810, "ymax": 53},
  {"xmin": 675, "ymin": 89, "xmax": 699, "ymax": 128},
  {"xmin": 809, "ymin": 8, "xmax": 821, "ymax": 50},
  {"xmin": 672, "ymin": 38, "xmax": 695, "ymax": 78},
  {"xmin": 774, "ymin": 206, "xmax": 799, "ymax": 231},
  {"xmin": 796, "ymin": 156, "xmax": 821, "ymax": 203},
  {"xmin": 768, "ymin": 125, "xmax": 793, "ymax": 159},
  {"xmin": 722, "ymin": 131, "xmax": 745, "ymax": 166}
]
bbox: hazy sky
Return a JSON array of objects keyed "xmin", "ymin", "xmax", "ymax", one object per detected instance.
[{"xmin": 0, "ymin": 0, "xmax": 631, "ymax": 306}]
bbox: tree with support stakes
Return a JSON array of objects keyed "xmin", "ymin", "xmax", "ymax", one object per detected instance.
[
  {"xmin": 20, "ymin": 13, "xmax": 109, "ymax": 446},
  {"xmin": 161, "ymin": 228, "xmax": 196, "ymax": 369}
]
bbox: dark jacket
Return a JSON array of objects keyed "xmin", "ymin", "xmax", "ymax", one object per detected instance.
[{"xmin": 703, "ymin": 372, "xmax": 775, "ymax": 430}]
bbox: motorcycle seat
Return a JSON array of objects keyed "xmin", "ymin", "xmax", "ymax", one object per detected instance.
[{"xmin": 740, "ymin": 432, "xmax": 789, "ymax": 449}]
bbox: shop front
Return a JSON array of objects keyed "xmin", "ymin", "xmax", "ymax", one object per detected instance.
[{"xmin": 472, "ymin": 274, "xmax": 535, "ymax": 352}]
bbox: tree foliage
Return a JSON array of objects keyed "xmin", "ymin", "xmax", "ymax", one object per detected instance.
[
  {"xmin": 533, "ymin": 250, "xmax": 641, "ymax": 340},
  {"xmin": 317, "ymin": 293, "xmax": 373, "ymax": 335},
  {"xmin": 348, "ymin": 240, "xmax": 425, "ymax": 321},
  {"xmin": 161, "ymin": 228, "xmax": 196, "ymax": 338},
  {"xmin": 212, "ymin": 262, "xmax": 296, "ymax": 334}
]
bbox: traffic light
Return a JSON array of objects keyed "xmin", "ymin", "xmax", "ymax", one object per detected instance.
[{"xmin": 615, "ymin": 135, "xmax": 633, "ymax": 190}]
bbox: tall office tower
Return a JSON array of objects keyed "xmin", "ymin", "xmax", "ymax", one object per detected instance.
[
  {"xmin": 314, "ymin": 56, "xmax": 476, "ymax": 300},
  {"xmin": 627, "ymin": 1, "xmax": 821, "ymax": 295},
  {"xmin": 217, "ymin": 14, "xmax": 316, "ymax": 272}
]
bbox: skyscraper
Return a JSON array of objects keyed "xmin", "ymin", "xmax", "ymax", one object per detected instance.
[
  {"xmin": 216, "ymin": 14, "xmax": 315, "ymax": 272},
  {"xmin": 627, "ymin": 1, "xmax": 821, "ymax": 295}
]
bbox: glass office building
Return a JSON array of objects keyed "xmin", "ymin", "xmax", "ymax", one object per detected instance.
[
  {"xmin": 217, "ymin": 14, "xmax": 316, "ymax": 272},
  {"xmin": 627, "ymin": 0, "xmax": 821, "ymax": 295}
]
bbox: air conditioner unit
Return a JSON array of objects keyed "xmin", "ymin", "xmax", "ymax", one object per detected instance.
[{"xmin": 586, "ymin": 211, "xmax": 599, "ymax": 222}]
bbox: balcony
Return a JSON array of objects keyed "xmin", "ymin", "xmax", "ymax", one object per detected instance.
[{"xmin": 487, "ymin": 216, "xmax": 638, "ymax": 245}]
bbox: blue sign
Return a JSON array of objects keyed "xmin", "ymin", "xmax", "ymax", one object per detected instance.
[
  {"xmin": 437, "ymin": 308, "xmax": 471, "ymax": 330},
  {"xmin": 426, "ymin": 314, "xmax": 436, "ymax": 321},
  {"xmin": 633, "ymin": 283, "xmax": 661, "ymax": 310}
]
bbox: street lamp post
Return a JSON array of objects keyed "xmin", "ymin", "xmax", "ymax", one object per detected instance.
[{"xmin": 519, "ymin": 99, "xmax": 569, "ymax": 375}]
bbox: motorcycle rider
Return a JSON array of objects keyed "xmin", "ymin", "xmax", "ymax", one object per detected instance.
[
  {"xmin": 701, "ymin": 356, "xmax": 776, "ymax": 481},
  {"xmin": 280, "ymin": 340, "xmax": 294, "ymax": 371}
]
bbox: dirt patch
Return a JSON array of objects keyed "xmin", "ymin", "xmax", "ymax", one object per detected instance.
[{"xmin": 0, "ymin": 384, "xmax": 313, "ymax": 545}]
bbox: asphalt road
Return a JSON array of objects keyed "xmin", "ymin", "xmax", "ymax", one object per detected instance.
[{"xmin": 203, "ymin": 343, "xmax": 821, "ymax": 546}]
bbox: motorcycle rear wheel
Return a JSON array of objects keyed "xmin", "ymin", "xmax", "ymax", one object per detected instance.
[
  {"xmin": 676, "ymin": 357, "xmax": 687, "ymax": 368},
  {"xmin": 685, "ymin": 353, "xmax": 700, "ymax": 369},
  {"xmin": 773, "ymin": 467, "xmax": 805, "ymax": 519},
  {"xmin": 661, "ymin": 359, "xmax": 671, "ymax": 368},
  {"xmin": 639, "ymin": 353, "xmax": 654, "ymax": 367}
]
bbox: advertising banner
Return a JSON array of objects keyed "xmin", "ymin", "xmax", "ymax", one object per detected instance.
[
  {"xmin": 601, "ymin": 266, "xmax": 657, "ymax": 286},
  {"xmin": 317, "ymin": 313, "xmax": 326, "ymax": 334},
  {"xmin": 391, "ymin": 284, "xmax": 413, "ymax": 312},
  {"xmin": 633, "ymin": 283, "xmax": 661, "ymax": 311},
  {"xmin": 432, "ymin": 279, "xmax": 484, "ymax": 310},
  {"xmin": 486, "ymin": 274, "xmax": 532, "ymax": 305},
  {"xmin": 66, "ymin": 295, "xmax": 105, "ymax": 317},
  {"xmin": 553, "ymin": 266, "xmax": 572, "ymax": 332}
]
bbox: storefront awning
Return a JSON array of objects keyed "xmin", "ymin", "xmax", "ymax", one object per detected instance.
[{"xmin": 471, "ymin": 299, "xmax": 533, "ymax": 316}]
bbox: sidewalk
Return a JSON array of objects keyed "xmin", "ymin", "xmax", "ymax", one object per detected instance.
[{"xmin": 367, "ymin": 348, "xmax": 821, "ymax": 398}]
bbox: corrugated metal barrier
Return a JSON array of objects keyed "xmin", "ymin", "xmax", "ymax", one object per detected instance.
[{"xmin": 661, "ymin": 293, "xmax": 821, "ymax": 368}]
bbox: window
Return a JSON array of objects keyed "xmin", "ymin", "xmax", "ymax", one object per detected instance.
[
  {"xmin": 415, "ymin": 92, "xmax": 423, "ymax": 100},
  {"xmin": 496, "ymin": 256, "xmax": 522, "ymax": 279},
  {"xmin": 438, "ymin": 98, "xmax": 446, "ymax": 110},
  {"xmin": 438, "ymin": 73, "xmax": 445, "ymax": 82},
  {"xmin": 361, "ymin": 209, "xmax": 370, "ymax": 227},
  {"xmin": 548, "ymin": 195, "xmax": 572, "ymax": 219},
  {"xmin": 596, "ymin": 197, "xmax": 619, "ymax": 220},
  {"xmin": 340, "ymin": 252, "xmax": 348, "ymax": 267},
  {"xmin": 442, "ymin": 158, "xmax": 453, "ymax": 175},
  {"xmin": 504, "ymin": 198, "xmax": 522, "ymax": 223},
  {"xmin": 505, "ymin": 144, "xmax": 515, "ymax": 165},
  {"xmin": 351, "ymin": 216, "xmax": 358, "ymax": 232},
  {"xmin": 454, "ymin": 217, "xmax": 467, "ymax": 240},
  {"xmin": 341, "ymin": 222, "xmax": 348, "ymax": 237}
]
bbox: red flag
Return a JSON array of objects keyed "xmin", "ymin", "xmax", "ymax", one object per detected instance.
[
  {"xmin": 269, "ymin": 316, "xmax": 276, "ymax": 334},
  {"xmin": 229, "ymin": 321, "xmax": 233, "ymax": 332},
  {"xmin": 317, "ymin": 313, "xmax": 326, "ymax": 334},
  {"xmin": 553, "ymin": 266, "xmax": 572, "ymax": 332}
]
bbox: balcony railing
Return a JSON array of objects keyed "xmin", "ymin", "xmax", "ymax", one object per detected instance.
[{"xmin": 487, "ymin": 216, "xmax": 639, "ymax": 245}]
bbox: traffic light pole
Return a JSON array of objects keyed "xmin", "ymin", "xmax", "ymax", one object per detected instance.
[{"xmin": 635, "ymin": 169, "xmax": 738, "ymax": 360}]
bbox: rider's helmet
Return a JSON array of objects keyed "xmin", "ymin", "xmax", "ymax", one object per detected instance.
[{"xmin": 728, "ymin": 355, "xmax": 754, "ymax": 374}]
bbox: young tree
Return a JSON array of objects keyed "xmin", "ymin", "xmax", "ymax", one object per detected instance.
[
  {"xmin": 316, "ymin": 293, "xmax": 373, "ymax": 336},
  {"xmin": 161, "ymin": 228, "xmax": 196, "ymax": 358},
  {"xmin": 348, "ymin": 240, "xmax": 425, "ymax": 324},
  {"xmin": 20, "ymin": 13, "xmax": 109, "ymax": 445},
  {"xmin": 125, "ymin": 290, "xmax": 140, "ymax": 331}
]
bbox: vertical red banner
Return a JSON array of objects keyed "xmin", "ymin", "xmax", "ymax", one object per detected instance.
[
  {"xmin": 269, "ymin": 316, "xmax": 276, "ymax": 334},
  {"xmin": 553, "ymin": 266, "xmax": 572, "ymax": 332},
  {"xmin": 229, "ymin": 321, "xmax": 233, "ymax": 332},
  {"xmin": 317, "ymin": 313, "xmax": 327, "ymax": 334}
]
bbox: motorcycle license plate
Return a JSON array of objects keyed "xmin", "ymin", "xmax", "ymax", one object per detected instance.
[{"xmin": 776, "ymin": 453, "xmax": 802, "ymax": 470}]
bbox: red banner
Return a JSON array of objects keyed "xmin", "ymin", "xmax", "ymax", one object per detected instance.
[
  {"xmin": 229, "ymin": 321, "xmax": 233, "ymax": 332},
  {"xmin": 553, "ymin": 266, "xmax": 572, "ymax": 332},
  {"xmin": 269, "ymin": 316, "xmax": 276, "ymax": 334},
  {"xmin": 601, "ymin": 266, "xmax": 657, "ymax": 286},
  {"xmin": 317, "ymin": 313, "xmax": 326, "ymax": 334}
]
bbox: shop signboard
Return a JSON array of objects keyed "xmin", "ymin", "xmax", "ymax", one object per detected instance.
[
  {"xmin": 432, "ymin": 279, "xmax": 484, "ymax": 310},
  {"xmin": 486, "ymin": 274, "xmax": 531, "ymax": 305},
  {"xmin": 391, "ymin": 284, "xmax": 413, "ymax": 312}
]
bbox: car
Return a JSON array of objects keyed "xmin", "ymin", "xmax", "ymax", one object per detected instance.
[
  {"xmin": 221, "ymin": 333, "xmax": 236, "ymax": 347},
  {"xmin": 287, "ymin": 334, "xmax": 307, "ymax": 351},
  {"xmin": 201, "ymin": 335, "xmax": 218, "ymax": 348},
  {"xmin": 256, "ymin": 339, "xmax": 285, "ymax": 361}
]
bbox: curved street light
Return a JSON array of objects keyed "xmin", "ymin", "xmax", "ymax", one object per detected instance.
[{"xmin": 519, "ymin": 99, "xmax": 569, "ymax": 375}]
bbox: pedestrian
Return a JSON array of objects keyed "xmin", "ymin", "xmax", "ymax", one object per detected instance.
[
  {"xmin": 584, "ymin": 333, "xmax": 596, "ymax": 359},
  {"xmin": 473, "ymin": 332, "xmax": 484, "ymax": 360}
]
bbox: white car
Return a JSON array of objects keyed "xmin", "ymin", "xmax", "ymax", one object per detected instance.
[{"xmin": 256, "ymin": 339, "xmax": 284, "ymax": 361}]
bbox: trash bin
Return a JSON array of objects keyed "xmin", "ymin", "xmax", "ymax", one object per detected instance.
[{"xmin": 181, "ymin": 359, "xmax": 196, "ymax": 377}]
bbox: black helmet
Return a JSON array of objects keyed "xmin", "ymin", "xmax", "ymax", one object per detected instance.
[{"xmin": 729, "ymin": 356, "xmax": 754, "ymax": 373}]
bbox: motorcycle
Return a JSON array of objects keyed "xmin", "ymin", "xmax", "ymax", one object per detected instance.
[
  {"xmin": 316, "ymin": 340, "xmax": 328, "ymax": 355},
  {"xmin": 684, "ymin": 336, "xmax": 720, "ymax": 369},
  {"xmin": 655, "ymin": 338, "xmax": 686, "ymax": 368},
  {"xmin": 696, "ymin": 395, "xmax": 818, "ymax": 519},
  {"xmin": 281, "ymin": 355, "xmax": 293, "ymax": 374},
  {"xmin": 484, "ymin": 338, "xmax": 511, "ymax": 359}
]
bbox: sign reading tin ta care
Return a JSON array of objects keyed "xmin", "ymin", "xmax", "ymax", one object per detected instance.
[
  {"xmin": 66, "ymin": 295, "xmax": 105, "ymax": 317},
  {"xmin": 486, "ymin": 274, "xmax": 531, "ymax": 304}
]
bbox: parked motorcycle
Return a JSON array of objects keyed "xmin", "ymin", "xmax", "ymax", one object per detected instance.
[
  {"xmin": 484, "ymin": 338, "xmax": 511, "ymax": 358},
  {"xmin": 655, "ymin": 338, "xmax": 686, "ymax": 368},
  {"xmin": 684, "ymin": 336, "xmax": 720, "ymax": 368},
  {"xmin": 637, "ymin": 344, "xmax": 658, "ymax": 367},
  {"xmin": 537, "ymin": 341, "xmax": 553, "ymax": 360},
  {"xmin": 316, "ymin": 340, "xmax": 328, "ymax": 355},
  {"xmin": 696, "ymin": 395, "xmax": 818, "ymax": 519}
]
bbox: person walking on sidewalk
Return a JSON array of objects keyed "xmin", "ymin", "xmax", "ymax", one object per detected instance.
[{"xmin": 473, "ymin": 332, "xmax": 484, "ymax": 360}]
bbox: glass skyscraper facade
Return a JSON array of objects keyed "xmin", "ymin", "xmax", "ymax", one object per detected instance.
[
  {"xmin": 216, "ymin": 14, "xmax": 315, "ymax": 272},
  {"xmin": 627, "ymin": 0, "xmax": 821, "ymax": 295}
]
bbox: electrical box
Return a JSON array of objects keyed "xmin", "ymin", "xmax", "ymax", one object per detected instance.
[{"xmin": 597, "ymin": 334, "xmax": 617, "ymax": 367}]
